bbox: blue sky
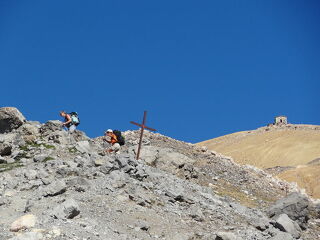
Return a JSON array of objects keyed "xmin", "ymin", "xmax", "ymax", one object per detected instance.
[{"xmin": 1, "ymin": 0, "xmax": 319, "ymax": 143}]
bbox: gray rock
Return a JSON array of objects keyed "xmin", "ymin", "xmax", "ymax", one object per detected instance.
[
  {"xmin": 272, "ymin": 214, "xmax": 301, "ymax": 239},
  {"xmin": 76, "ymin": 140, "xmax": 91, "ymax": 154},
  {"xmin": 215, "ymin": 232, "xmax": 241, "ymax": 240},
  {"xmin": 130, "ymin": 165, "xmax": 148, "ymax": 181},
  {"xmin": 94, "ymin": 158, "xmax": 105, "ymax": 166},
  {"xmin": 138, "ymin": 146, "xmax": 159, "ymax": 165},
  {"xmin": 24, "ymin": 169, "xmax": 38, "ymax": 180},
  {"xmin": 138, "ymin": 146, "xmax": 196, "ymax": 173},
  {"xmin": 0, "ymin": 197, "xmax": 10, "ymax": 206},
  {"xmin": 40, "ymin": 120, "xmax": 63, "ymax": 135},
  {"xmin": 0, "ymin": 143, "xmax": 12, "ymax": 156},
  {"xmin": 52, "ymin": 198, "xmax": 80, "ymax": 219},
  {"xmin": 47, "ymin": 130, "xmax": 70, "ymax": 145},
  {"xmin": 6, "ymin": 158, "xmax": 15, "ymax": 164},
  {"xmin": 189, "ymin": 206, "xmax": 205, "ymax": 222},
  {"xmin": 67, "ymin": 177, "xmax": 90, "ymax": 192},
  {"xmin": 42, "ymin": 179, "xmax": 67, "ymax": 197},
  {"xmin": 115, "ymin": 155, "xmax": 129, "ymax": 168},
  {"xmin": 100, "ymin": 161, "xmax": 116, "ymax": 174},
  {"xmin": 158, "ymin": 148, "xmax": 196, "ymax": 168},
  {"xmin": 0, "ymin": 132, "xmax": 16, "ymax": 143},
  {"xmin": 267, "ymin": 192, "xmax": 310, "ymax": 229},
  {"xmin": 94, "ymin": 156, "xmax": 113, "ymax": 167},
  {"xmin": 0, "ymin": 107, "xmax": 26, "ymax": 134},
  {"xmin": 10, "ymin": 214, "xmax": 37, "ymax": 232},
  {"xmin": 253, "ymin": 218, "xmax": 270, "ymax": 231},
  {"xmin": 19, "ymin": 123, "xmax": 39, "ymax": 136},
  {"xmin": 269, "ymin": 231, "xmax": 294, "ymax": 240},
  {"xmin": 0, "ymin": 156, "xmax": 7, "ymax": 163},
  {"xmin": 109, "ymin": 170, "xmax": 128, "ymax": 188},
  {"xmin": 33, "ymin": 154, "xmax": 48, "ymax": 162}
]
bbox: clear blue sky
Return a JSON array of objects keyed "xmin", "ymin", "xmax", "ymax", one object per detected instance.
[{"xmin": 1, "ymin": 1, "xmax": 319, "ymax": 143}]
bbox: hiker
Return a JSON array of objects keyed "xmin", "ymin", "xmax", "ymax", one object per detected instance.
[
  {"xmin": 60, "ymin": 111, "xmax": 79, "ymax": 133},
  {"xmin": 104, "ymin": 129, "xmax": 121, "ymax": 153}
]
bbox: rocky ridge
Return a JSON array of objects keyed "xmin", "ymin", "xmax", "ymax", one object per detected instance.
[{"xmin": 0, "ymin": 107, "xmax": 320, "ymax": 240}]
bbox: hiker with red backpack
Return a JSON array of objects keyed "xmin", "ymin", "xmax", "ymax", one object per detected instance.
[
  {"xmin": 60, "ymin": 111, "xmax": 80, "ymax": 133},
  {"xmin": 104, "ymin": 129, "xmax": 125, "ymax": 153}
]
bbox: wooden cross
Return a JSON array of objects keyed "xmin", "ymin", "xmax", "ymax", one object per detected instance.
[{"xmin": 130, "ymin": 111, "xmax": 157, "ymax": 160}]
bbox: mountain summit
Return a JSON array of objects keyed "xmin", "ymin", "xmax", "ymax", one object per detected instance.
[{"xmin": 1, "ymin": 108, "xmax": 320, "ymax": 240}]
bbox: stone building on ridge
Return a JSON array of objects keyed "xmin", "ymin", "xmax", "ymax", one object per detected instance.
[{"xmin": 274, "ymin": 116, "xmax": 287, "ymax": 125}]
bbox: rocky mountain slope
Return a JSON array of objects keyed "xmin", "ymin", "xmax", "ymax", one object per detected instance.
[
  {"xmin": 197, "ymin": 124, "xmax": 320, "ymax": 199},
  {"xmin": 0, "ymin": 107, "xmax": 320, "ymax": 240}
]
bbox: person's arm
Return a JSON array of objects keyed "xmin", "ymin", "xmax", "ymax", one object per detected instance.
[
  {"xmin": 103, "ymin": 135, "xmax": 111, "ymax": 143},
  {"xmin": 111, "ymin": 134, "xmax": 118, "ymax": 144},
  {"xmin": 63, "ymin": 114, "xmax": 72, "ymax": 126}
]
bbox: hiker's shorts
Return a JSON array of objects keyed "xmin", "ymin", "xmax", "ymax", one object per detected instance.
[
  {"xmin": 69, "ymin": 125, "xmax": 76, "ymax": 133},
  {"xmin": 111, "ymin": 143, "xmax": 120, "ymax": 152}
]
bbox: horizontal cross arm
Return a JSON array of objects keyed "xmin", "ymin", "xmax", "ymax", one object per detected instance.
[
  {"xmin": 130, "ymin": 121, "xmax": 157, "ymax": 132},
  {"xmin": 144, "ymin": 126, "xmax": 157, "ymax": 132}
]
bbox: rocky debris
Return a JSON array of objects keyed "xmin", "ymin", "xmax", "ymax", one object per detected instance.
[
  {"xmin": 0, "ymin": 111, "xmax": 319, "ymax": 239},
  {"xmin": 41, "ymin": 180, "xmax": 67, "ymax": 197},
  {"xmin": 8, "ymin": 232, "xmax": 43, "ymax": 240},
  {"xmin": 136, "ymin": 146, "xmax": 196, "ymax": 174},
  {"xmin": 51, "ymin": 198, "xmax": 80, "ymax": 219},
  {"xmin": 272, "ymin": 213, "xmax": 301, "ymax": 239},
  {"xmin": 267, "ymin": 192, "xmax": 310, "ymax": 229},
  {"xmin": 0, "ymin": 107, "xmax": 26, "ymax": 134},
  {"xmin": 10, "ymin": 214, "xmax": 37, "ymax": 232}
]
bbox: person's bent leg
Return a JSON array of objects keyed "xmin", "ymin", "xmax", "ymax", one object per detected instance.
[
  {"xmin": 69, "ymin": 125, "xmax": 76, "ymax": 133},
  {"xmin": 111, "ymin": 143, "xmax": 121, "ymax": 153}
]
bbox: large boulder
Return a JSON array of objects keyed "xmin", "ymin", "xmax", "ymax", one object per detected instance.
[
  {"xmin": 267, "ymin": 192, "xmax": 310, "ymax": 229},
  {"xmin": 0, "ymin": 143, "xmax": 12, "ymax": 156},
  {"xmin": 0, "ymin": 107, "xmax": 26, "ymax": 134},
  {"xmin": 40, "ymin": 120, "xmax": 62, "ymax": 135},
  {"xmin": 19, "ymin": 122, "xmax": 40, "ymax": 136},
  {"xmin": 41, "ymin": 180, "xmax": 67, "ymax": 197},
  {"xmin": 272, "ymin": 214, "xmax": 301, "ymax": 239},
  {"xmin": 51, "ymin": 198, "xmax": 80, "ymax": 219}
]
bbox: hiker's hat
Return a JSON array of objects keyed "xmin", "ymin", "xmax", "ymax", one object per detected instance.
[{"xmin": 106, "ymin": 129, "xmax": 113, "ymax": 133}]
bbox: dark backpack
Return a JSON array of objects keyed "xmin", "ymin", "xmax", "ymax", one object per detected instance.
[
  {"xmin": 113, "ymin": 130, "xmax": 125, "ymax": 146},
  {"xmin": 69, "ymin": 112, "xmax": 80, "ymax": 126}
]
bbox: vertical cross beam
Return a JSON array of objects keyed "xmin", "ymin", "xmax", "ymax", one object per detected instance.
[
  {"xmin": 130, "ymin": 111, "xmax": 157, "ymax": 160},
  {"xmin": 136, "ymin": 111, "xmax": 147, "ymax": 160}
]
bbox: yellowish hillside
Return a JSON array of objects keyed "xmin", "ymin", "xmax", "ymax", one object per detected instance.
[
  {"xmin": 198, "ymin": 125, "xmax": 320, "ymax": 198},
  {"xmin": 278, "ymin": 164, "xmax": 320, "ymax": 198}
]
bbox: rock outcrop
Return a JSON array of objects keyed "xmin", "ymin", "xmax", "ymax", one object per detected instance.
[{"xmin": 0, "ymin": 107, "xmax": 26, "ymax": 134}]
